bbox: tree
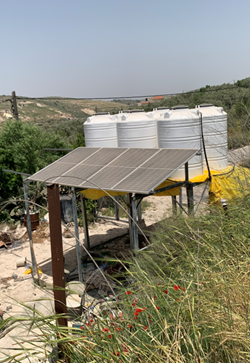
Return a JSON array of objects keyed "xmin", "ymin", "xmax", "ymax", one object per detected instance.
[{"xmin": 0, "ymin": 120, "xmax": 67, "ymax": 201}]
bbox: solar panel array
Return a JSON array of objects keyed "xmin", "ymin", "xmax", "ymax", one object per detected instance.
[{"xmin": 28, "ymin": 147, "xmax": 198, "ymax": 194}]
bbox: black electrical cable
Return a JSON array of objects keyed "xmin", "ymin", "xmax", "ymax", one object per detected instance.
[
  {"xmin": 7, "ymin": 84, "xmax": 245, "ymax": 101},
  {"xmin": 200, "ymin": 112, "xmax": 211, "ymax": 181}
]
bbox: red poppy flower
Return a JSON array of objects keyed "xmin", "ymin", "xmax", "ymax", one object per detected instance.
[
  {"xmin": 126, "ymin": 291, "xmax": 132, "ymax": 295},
  {"xmin": 133, "ymin": 317, "xmax": 137, "ymax": 320},
  {"xmin": 183, "ymin": 287, "xmax": 186, "ymax": 292},
  {"xmin": 177, "ymin": 298, "xmax": 180, "ymax": 302},
  {"xmin": 135, "ymin": 308, "xmax": 143, "ymax": 313},
  {"xmin": 134, "ymin": 312, "xmax": 138, "ymax": 316},
  {"xmin": 163, "ymin": 290, "xmax": 168, "ymax": 294},
  {"xmin": 143, "ymin": 326, "xmax": 148, "ymax": 330},
  {"xmin": 154, "ymin": 295, "xmax": 156, "ymax": 299},
  {"xmin": 115, "ymin": 327, "xmax": 121, "ymax": 331},
  {"xmin": 108, "ymin": 334, "xmax": 112, "ymax": 339},
  {"xmin": 156, "ymin": 306, "xmax": 160, "ymax": 310},
  {"xmin": 80, "ymin": 326, "xmax": 84, "ymax": 330},
  {"xmin": 174, "ymin": 285, "xmax": 181, "ymax": 291},
  {"xmin": 90, "ymin": 319, "xmax": 93, "ymax": 323},
  {"xmin": 135, "ymin": 308, "xmax": 146, "ymax": 313},
  {"xmin": 128, "ymin": 324, "xmax": 132, "ymax": 328}
]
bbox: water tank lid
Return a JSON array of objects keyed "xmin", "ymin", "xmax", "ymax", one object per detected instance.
[
  {"xmin": 121, "ymin": 113, "xmax": 153, "ymax": 122},
  {"xmin": 171, "ymin": 105, "xmax": 189, "ymax": 110},
  {"xmin": 86, "ymin": 114, "xmax": 116, "ymax": 123},
  {"xmin": 198, "ymin": 104, "xmax": 214, "ymax": 108},
  {"xmin": 129, "ymin": 109, "xmax": 145, "ymax": 113},
  {"xmin": 94, "ymin": 112, "xmax": 110, "ymax": 116},
  {"xmin": 161, "ymin": 109, "xmax": 200, "ymax": 120}
]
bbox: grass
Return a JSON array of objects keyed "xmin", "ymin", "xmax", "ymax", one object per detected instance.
[{"xmin": 2, "ymin": 196, "xmax": 250, "ymax": 362}]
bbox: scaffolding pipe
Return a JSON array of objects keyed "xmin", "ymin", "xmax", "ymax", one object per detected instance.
[
  {"xmin": 72, "ymin": 190, "xmax": 83, "ymax": 283},
  {"xmin": 80, "ymin": 193, "xmax": 90, "ymax": 250}
]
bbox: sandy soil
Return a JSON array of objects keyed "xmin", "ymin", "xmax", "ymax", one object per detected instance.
[{"xmin": 0, "ymin": 187, "xmax": 208, "ymax": 362}]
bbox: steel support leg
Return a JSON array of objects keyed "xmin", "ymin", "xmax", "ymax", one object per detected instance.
[
  {"xmin": 23, "ymin": 182, "xmax": 36, "ymax": 279},
  {"xmin": 114, "ymin": 196, "xmax": 119, "ymax": 221},
  {"xmin": 72, "ymin": 190, "xmax": 83, "ymax": 283},
  {"xmin": 185, "ymin": 161, "xmax": 194, "ymax": 215},
  {"xmin": 80, "ymin": 194, "xmax": 90, "ymax": 250},
  {"xmin": 47, "ymin": 184, "xmax": 67, "ymax": 328},
  {"xmin": 172, "ymin": 195, "xmax": 177, "ymax": 215},
  {"xmin": 137, "ymin": 200, "xmax": 142, "ymax": 221},
  {"xmin": 127, "ymin": 194, "xmax": 133, "ymax": 250},
  {"xmin": 132, "ymin": 196, "xmax": 139, "ymax": 250},
  {"xmin": 186, "ymin": 184, "xmax": 194, "ymax": 215},
  {"xmin": 179, "ymin": 187, "xmax": 183, "ymax": 208}
]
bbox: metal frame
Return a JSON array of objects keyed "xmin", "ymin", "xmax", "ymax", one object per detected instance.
[
  {"xmin": 76, "ymin": 162, "xmax": 205, "ymax": 252},
  {"xmin": 19, "ymin": 157, "xmax": 207, "ymax": 338}
]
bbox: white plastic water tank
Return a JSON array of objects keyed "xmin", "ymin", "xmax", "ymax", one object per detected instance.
[
  {"xmin": 117, "ymin": 112, "xmax": 157, "ymax": 148},
  {"xmin": 157, "ymin": 109, "xmax": 203, "ymax": 179},
  {"xmin": 196, "ymin": 105, "xmax": 228, "ymax": 170},
  {"xmin": 84, "ymin": 114, "xmax": 118, "ymax": 147}
]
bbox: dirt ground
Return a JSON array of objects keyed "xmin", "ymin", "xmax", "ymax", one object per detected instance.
[{"xmin": 0, "ymin": 187, "xmax": 208, "ymax": 362}]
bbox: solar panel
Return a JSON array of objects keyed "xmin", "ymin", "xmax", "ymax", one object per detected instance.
[{"xmin": 28, "ymin": 147, "xmax": 198, "ymax": 194}]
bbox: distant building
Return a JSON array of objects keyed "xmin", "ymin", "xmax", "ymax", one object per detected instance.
[{"xmin": 151, "ymin": 95, "xmax": 164, "ymax": 101}]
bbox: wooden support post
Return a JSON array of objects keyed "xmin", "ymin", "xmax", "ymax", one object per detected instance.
[
  {"xmin": 72, "ymin": 190, "xmax": 83, "ymax": 283},
  {"xmin": 47, "ymin": 184, "xmax": 67, "ymax": 329},
  {"xmin": 127, "ymin": 193, "xmax": 133, "ymax": 250},
  {"xmin": 132, "ymin": 196, "xmax": 139, "ymax": 250},
  {"xmin": 23, "ymin": 182, "xmax": 36, "ymax": 279},
  {"xmin": 172, "ymin": 195, "xmax": 177, "ymax": 215},
  {"xmin": 80, "ymin": 193, "xmax": 90, "ymax": 250},
  {"xmin": 114, "ymin": 196, "xmax": 119, "ymax": 221},
  {"xmin": 11, "ymin": 91, "xmax": 19, "ymax": 120}
]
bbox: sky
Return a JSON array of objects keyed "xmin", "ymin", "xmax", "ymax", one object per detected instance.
[{"xmin": 1, "ymin": 0, "xmax": 250, "ymax": 98}]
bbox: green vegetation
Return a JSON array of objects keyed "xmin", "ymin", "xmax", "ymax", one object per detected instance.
[
  {"xmin": 0, "ymin": 120, "xmax": 67, "ymax": 220},
  {"xmin": 2, "ymin": 80, "xmax": 250, "ymax": 361},
  {"xmin": 2, "ymin": 197, "xmax": 250, "ymax": 361},
  {"xmin": 143, "ymin": 78, "xmax": 250, "ymax": 149}
]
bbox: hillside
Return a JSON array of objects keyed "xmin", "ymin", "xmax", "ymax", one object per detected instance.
[
  {"xmin": 2, "ymin": 77, "xmax": 250, "ymax": 148},
  {"xmin": 0, "ymin": 96, "xmax": 131, "ymax": 124},
  {"xmin": 142, "ymin": 77, "xmax": 250, "ymax": 149},
  {"xmin": 0, "ymin": 96, "xmax": 135, "ymax": 146}
]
